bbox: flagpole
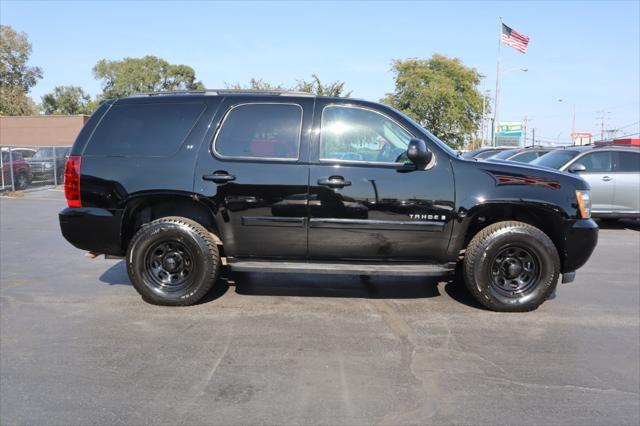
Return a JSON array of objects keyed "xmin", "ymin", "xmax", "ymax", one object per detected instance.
[{"xmin": 492, "ymin": 17, "xmax": 503, "ymax": 147}]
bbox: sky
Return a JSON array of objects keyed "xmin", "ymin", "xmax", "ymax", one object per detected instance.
[{"xmin": 2, "ymin": 0, "xmax": 639, "ymax": 144}]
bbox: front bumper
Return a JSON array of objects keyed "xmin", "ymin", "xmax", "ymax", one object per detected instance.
[
  {"xmin": 561, "ymin": 218, "xmax": 598, "ymax": 273},
  {"xmin": 59, "ymin": 207, "xmax": 124, "ymax": 256}
]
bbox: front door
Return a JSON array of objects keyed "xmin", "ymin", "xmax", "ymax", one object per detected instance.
[
  {"xmin": 307, "ymin": 101, "xmax": 455, "ymax": 261},
  {"xmin": 194, "ymin": 97, "xmax": 313, "ymax": 259},
  {"xmin": 569, "ymin": 151, "xmax": 615, "ymax": 213}
]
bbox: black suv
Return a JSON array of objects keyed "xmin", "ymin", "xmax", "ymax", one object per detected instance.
[{"xmin": 59, "ymin": 90, "xmax": 598, "ymax": 311}]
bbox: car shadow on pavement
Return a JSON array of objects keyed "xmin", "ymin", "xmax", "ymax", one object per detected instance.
[
  {"xmin": 596, "ymin": 218, "xmax": 640, "ymax": 231},
  {"xmin": 98, "ymin": 261, "xmax": 487, "ymax": 308},
  {"xmin": 230, "ymin": 271, "xmax": 443, "ymax": 300},
  {"xmin": 99, "ymin": 261, "xmax": 131, "ymax": 286}
]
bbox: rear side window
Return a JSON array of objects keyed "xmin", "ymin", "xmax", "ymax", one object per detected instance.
[
  {"xmin": 615, "ymin": 152, "xmax": 640, "ymax": 172},
  {"xmin": 85, "ymin": 102, "xmax": 205, "ymax": 156},
  {"xmin": 214, "ymin": 103, "xmax": 302, "ymax": 160}
]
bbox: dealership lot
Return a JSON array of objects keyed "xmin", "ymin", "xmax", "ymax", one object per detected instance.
[{"xmin": 1, "ymin": 190, "xmax": 639, "ymax": 425}]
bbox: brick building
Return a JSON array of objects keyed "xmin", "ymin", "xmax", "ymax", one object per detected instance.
[{"xmin": 0, "ymin": 115, "xmax": 89, "ymax": 147}]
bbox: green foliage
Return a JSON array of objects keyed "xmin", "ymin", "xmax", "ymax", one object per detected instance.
[
  {"xmin": 93, "ymin": 56, "xmax": 205, "ymax": 99},
  {"xmin": 0, "ymin": 25, "xmax": 42, "ymax": 115},
  {"xmin": 41, "ymin": 86, "xmax": 98, "ymax": 115},
  {"xmin": 381, "ymin": 55, "xmax": 485, "ymax": 149},
  {"xmin": 295, "ymin": 74, "xmax": 351, "ymax": 97},
  {"xmin": 0, "ymin": 85, "xmax": 37, "ymax": 115},
  {"xmin": 227, "ymin": 74, "xmax": 351, "ymax": 97},
  {"xmin": 225, "ymin": 78, "xmax": 286, "ymax": 91}
]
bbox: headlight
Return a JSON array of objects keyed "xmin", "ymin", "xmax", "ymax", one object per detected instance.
[
  {"xmin": 575, "ymin": 190, "xmax": 591, "ymax": 219},
  {"xmin": 44, "ymin": 163, "xmax": 52, "ymax": 169}
]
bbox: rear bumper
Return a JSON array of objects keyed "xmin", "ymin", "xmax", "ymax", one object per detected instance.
[
  {"xmin": 59, "ymin": 207, "xmax": 124, "ymax": 256},
  {"xmin": 561, "ymin": 218, "xmax": 598, "ymax": 273}
]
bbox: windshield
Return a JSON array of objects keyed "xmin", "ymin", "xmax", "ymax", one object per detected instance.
[
  {"xmin": 530, "ymin": 150, "xmax": 579, "ymax": 169},
  {"xmin": 489, "ymin": 149, "xmax": 520, "ymax": 160},
  {"xmin": 32, "ymin": 148, "xmax": 54, "ymax": 158}
]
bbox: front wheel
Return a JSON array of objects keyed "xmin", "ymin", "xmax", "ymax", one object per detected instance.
[
  {"xmin": 463, "ymin": 221, "xmax": 559, "ymax": 312},
  {"xmin": 126, "ymin": 217, "xmax": 220, "ymax": 306}
]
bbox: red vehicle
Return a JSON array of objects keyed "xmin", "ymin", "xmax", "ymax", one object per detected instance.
[{"xmin": 1, "ymin": 150, "xmax": 32, "ymax": 190}]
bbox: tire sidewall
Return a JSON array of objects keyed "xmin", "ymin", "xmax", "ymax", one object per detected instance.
[
  {"xmin": 469, "ymin": 226, "xmax": 559, "ymax": 311},
  {"xmin": 127, "ymin": 221, "xmax": 215, "ymax": 305}
]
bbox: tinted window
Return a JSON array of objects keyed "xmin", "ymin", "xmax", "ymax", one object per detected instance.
[
  {"xmin": 510, "ymin": 151, "xmax": 538, "ymax": 163},
  {"xmin": 320, "ymin": 106, "xmax": 412, "ymax": 163},
  {"xmin": 615, "ymin": 152, "xmax": 640, "ymax": 172},
  {"xmin": 531, "ymin": 150, "xmax": 579, "ymax": 169},
  {"xmin": 475, "ymin": 150, "xmax": 502, "ymax": 159},
  {"xmin": 489, "ymin": 149, "xmax": 520, "ymax": 159},
  {"xmin": 86, "ymin": 102, "xmax": 205, "ymax": 156},
  {"xmin": 215, "ymin": 104, "xmax": 302, "ymax": 160},
  {"xmin": 2, "ymin": 152, "xmax": 22, "ymax": 162}
]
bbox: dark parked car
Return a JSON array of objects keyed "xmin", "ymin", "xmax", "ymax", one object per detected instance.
[
  {"xmin": 27, "ymin": 146, "xmax": 71, "ymax": 183},
  {"xmin": 487, "ymin": 147, "xmax": 553, "ymax": 163},
  {"xmin": 59, "ymin": 90, "xmax": 598, "ymax": 312},
  {"xmin": 1, "ymin": 150, "xmax": 32, "ymax": 190},
  {"xmin": 462, "ymin": 147, "xmax": 510, "ymax": 159}
]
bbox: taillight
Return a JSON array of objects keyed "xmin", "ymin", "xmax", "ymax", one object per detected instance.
[{"xmin": 64, "ymin": 155, "xmax": 82, "ymax": 208}]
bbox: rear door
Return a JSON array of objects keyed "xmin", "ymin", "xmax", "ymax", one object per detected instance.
[
  {"xmin": 307, "ymin": 100, "xmax": 455, "ymax": 261},
  {"xmin": 612, "ymin": 151, "xmax": 640, "ymax": 214},
  {"xmin": 569, "ymin": 150, "xmax": 615, "ymax": 213},
  {"xmin": 194, "ymin": 97, "xmax": 313, "ymax": 259}
]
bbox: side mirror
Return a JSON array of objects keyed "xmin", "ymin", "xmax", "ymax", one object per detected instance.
[
  {"xmin": 407, "ymin": 138, "xmax": 432, "ymax": 168},
  {"xmin": 568, "ymin": 162, "xmax": 586, "ymax": 173}
]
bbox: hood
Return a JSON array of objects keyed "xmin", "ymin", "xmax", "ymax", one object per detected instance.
[{"xmin": 463, "ymin": 156, "xmax": 590, "ymax": 190}]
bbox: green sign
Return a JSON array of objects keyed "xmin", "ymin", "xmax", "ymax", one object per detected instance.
[{"xmin": 496, "ymin": 121, "xmax": 523, "ymax": 147}]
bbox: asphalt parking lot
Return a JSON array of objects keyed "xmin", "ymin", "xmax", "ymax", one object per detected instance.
[{"xmin": 1, "ymin": 189, "xmax": 639, "ymax": 426}]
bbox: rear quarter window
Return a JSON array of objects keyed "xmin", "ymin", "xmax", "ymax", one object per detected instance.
[{"xmin": 85, "ymin": 102, "xmax": 205, "ymax": 156}]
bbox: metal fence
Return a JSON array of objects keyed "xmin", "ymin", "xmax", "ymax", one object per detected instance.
[{"xmin": 1, "ymin": 145, "xmax": 71, "ymax": 193}]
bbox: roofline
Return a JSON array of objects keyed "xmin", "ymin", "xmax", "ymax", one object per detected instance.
[{"xmin": 127, "ymin": 89, "xmax": 316, "ymax": 98}]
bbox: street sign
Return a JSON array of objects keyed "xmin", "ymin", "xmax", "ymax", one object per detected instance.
[{"xmin": 496, "ymin": 121, "xmax": 523, "ymax": 147}]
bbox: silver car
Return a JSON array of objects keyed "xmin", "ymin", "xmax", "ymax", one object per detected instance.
[{"xmin": 531, "ymin": 145, "xmax": 640, "ymax": 218}]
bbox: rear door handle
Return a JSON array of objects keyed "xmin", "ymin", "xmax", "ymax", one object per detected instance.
[
  {"xmin": 317, "ymin": 176, "xmax": 352, "ymax": 188},
  {"xmin": 602, "ymin": 176, "xmax": 613, "ymax": 181},
  {"xmin": 203, "ymin": 171, "xmax": 236, "ymax": 184}
]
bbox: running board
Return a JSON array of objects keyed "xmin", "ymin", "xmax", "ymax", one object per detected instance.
[{"xmin": 228, "ymin": 260, "xmax": 455, "ymax": 276}]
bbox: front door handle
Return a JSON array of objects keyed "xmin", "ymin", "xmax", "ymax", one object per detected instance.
[
  {"xmin": 203, "ymin": 171, "xmax": 236, "ymax": 184},
  {"xmin": 317, "ymin": 176, "xmax": 352, "ymax": 188},
  {"xmin": 602, "ymin": 176, "xmax": 613, "ymax": 181}
]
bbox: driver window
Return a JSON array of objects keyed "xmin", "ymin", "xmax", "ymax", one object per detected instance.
[{"xmin": 320, "ymin": 105, "xmax": 412, "ymax": 163}]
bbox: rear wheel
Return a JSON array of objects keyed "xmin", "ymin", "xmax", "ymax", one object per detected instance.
[
  {"xmin": 126, "ymin": 217, "xmax": 220, "ymax": 306},
  {"xmin": 463, "ymin": 221, "xmax": 559, "ymax": 312}
]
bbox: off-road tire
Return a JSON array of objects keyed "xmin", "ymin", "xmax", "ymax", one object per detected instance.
[
  {"xmin": 15, "ymin": 172, "xmax": 28, "ymax": 190},
  {"xmin": 463, "ymin": 221, "xmax": 559, "ymax": 312},
  {"xmin": 126, "ymin": 216, "xmax": 220, "ymax": 306}
]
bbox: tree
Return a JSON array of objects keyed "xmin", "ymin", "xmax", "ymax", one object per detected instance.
[
  {"xmin": 41, "ymin": 86, "xmax": 98, "ymax": 115},
  {"xmin": 295, "ymin": 74, "xmax": 351, "ymax": 97},
  {"xmin": 381, "ymin": 55, "xmax": 485, "ymax": 149},
  {"xmin": 92, "ymin": 56, "xmax": 204, "ymax": 99},
  {"xmin": 227, "ymin": 75, "xmax": 351, "ymax": 97},
  {"xmin": 0, "ymin": 25, "xmax": 42, "ymax": 115},
  {"xmin": 225, "ymin": 78, "xmax": 286, "ymax": 91}
]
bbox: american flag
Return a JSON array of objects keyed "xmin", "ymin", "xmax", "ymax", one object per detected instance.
[{"xmin": 501, "ymin": 23, "xmax": 530, "ymax": 53}]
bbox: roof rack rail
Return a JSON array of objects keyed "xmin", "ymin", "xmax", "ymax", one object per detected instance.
[{"xmin": 129, "ymin": 89, "xmax": 315, "ymax": 98}]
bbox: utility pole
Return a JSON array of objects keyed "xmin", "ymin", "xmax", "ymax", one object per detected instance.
[
  {"xmin": 492, "ymin": 17, "xmax": 503, "ymax": 147},
  {"xmin": 480, "ymin": 93, "xmax": 487, "ymax": 146},
  {"xmin": 595, "ymin": 109, "xmax": 610, "ymax": 141},
  {"xmin": 523, "ymin": 115, "xmax": 528, "ymax": 147},
  {"xmin": 532, "ymin": 128, "xmax": 535, "ymax": 146}
]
